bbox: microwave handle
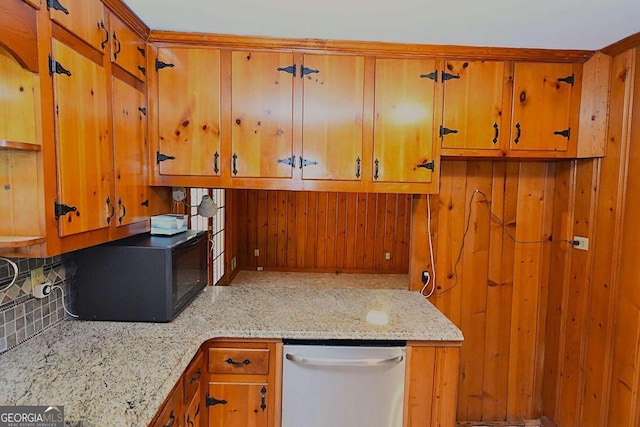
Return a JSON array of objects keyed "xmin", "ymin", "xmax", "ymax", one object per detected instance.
[{"xmin": 178, "ymin": 233, "xmax": 206, "ymax": 252}]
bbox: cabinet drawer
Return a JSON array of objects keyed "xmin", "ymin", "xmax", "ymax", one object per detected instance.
[
  {"xmin": 208, "ymin": 348, "xmax": 270, "ymax": 375},
  {"xmin": 184, "ymin": 351, "xmax": 203, "ymax": 403},
  {"xmin": 150, "ymin": 381, "xmax": 183, "ymax": 427}
]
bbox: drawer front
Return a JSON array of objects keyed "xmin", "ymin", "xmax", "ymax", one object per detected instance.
[
  {"xmin": 208, "ymin": 348, "xmax": 270, "ymax": 375},
  {"xmin": 150, "ymin": 382, "xmax": 183, "ymax": 427},
  {"xmin": 184, "ymin": 351, "xmax": 203, "ymax": 403}
]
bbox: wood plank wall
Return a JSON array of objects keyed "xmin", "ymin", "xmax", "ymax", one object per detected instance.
[
  {"xmin": 541, "ymin": 48, "xmax": 640, "ymax": 427},
  {"xmin": 231, "ymin": 190, "xmax": 411, "ymax": 273},
  {"xmin": 409, "ymin": 159, "xmax": 558, "ymax": 424}
]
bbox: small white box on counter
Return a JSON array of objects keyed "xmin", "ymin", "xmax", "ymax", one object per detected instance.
[{"xmin": 151, "ymin": 214, "xmax": 188, "ymax": 235}]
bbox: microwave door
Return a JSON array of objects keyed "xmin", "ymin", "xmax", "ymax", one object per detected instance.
[{"xmin": 173, "ymin": 233, "xmax": 208, "ymax": 313}]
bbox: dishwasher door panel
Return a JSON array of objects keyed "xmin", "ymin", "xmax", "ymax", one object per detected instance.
[{"xmin": 282, "ymin": 344, "xmax": 406, "ymax": 427}]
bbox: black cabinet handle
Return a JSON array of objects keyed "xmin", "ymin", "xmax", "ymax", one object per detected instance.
[
  {"xmin": 117, "ymin": 198, "xmax": 126, "ymax": 224},
  {"xmin": 112, "ymin": 32, "xmax": 122, "ymax": 59},
  {"xmin": 260, "ymin": 386, "xmax": 267, "ymax": 411},
  {"xmin": 355, "ymin": 157, "xmax": 361, "ymax": 179},
  {"xmin": 106, "ymin": 197, "xmax": 115, "ymax": 225},
  {"xmin": 493, "ymin": 122, "xmax": 499, "ymax": 144},
  {"xmin": 190, "ymin": 367, "xmax": 201, "ymax": 383},
  {"xmin": 232, "ymin": 153, "xmax": 238, "ymax": 176},
  {"xmin": 213, "ymin": 152, "xmax": 220, "ymax": 174},
  {"xmin": 163, "ymin": 411, "xmax": 175, "ymax": 427},
  {"xmin": 225, "ymin": 358, "xmax": 251, "ymax": 367},
  {"xmin": 374, "ymin": 159, "xmax": 379, "ymax": 181},
  {"xmin": 514, "ymin": 123, "xmax": 521, "ymax": 144},
  {"xmin": 99, "ymin": 21, "xmax": 109, "ymax": 50}
]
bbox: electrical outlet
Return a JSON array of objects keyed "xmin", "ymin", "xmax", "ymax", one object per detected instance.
[
  {"xmin": 573, "ymin": 236, "xmax": 589, "ymax": 251},
  {"xmin": 385, "ymin": 252, "xmax": 391, "ymax": 260},
  {"xmin": 31, "ymin": 267, "xmax": 46, "ymax": 296},
  {"xmin": 254, "ymin": 249, "xmax": 260, "ymax": 257}
]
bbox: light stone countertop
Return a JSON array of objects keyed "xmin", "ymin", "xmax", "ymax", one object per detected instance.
[{"xmin": 0, "ymin": 271, "xmax": 463, "ymax": 427}]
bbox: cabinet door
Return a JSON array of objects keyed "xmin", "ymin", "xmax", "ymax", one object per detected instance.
[
  {"xmin": 156, "ymin": 47, "xmax": 221, "ymax": 176},
  {"xmin": 510, "ymin": 62, "xmax": 575, "ymax": 152},
  {"xmin": 373, "ymin": 58, "xmax": 437, "ymax": 183},
  {"xmin": 51, "ymin": 40, "xmax": 111, "ymax": 237},
  {"xmin": 231, "ymin": 51, "xmax": 294, "ymax": 178},
  {"xmin": 441, "ymin": 60, "xmax": 506, "ymax": 151},
  {"xmin": 185, "ymin": 382, "xmax": 201, "ymax": 427},
  {"xmin": 112, "ymin": 77, "xmax": 148, "ymax": 227},
  {"xmin": 49, "ymin": 0, "xmax": 107, "ymax": 52},
  {"xmin": 207, "ymin": 383, "xmax": 269, "ymax": 427},
  {"xmin": 301, "ymin": 54, "xmax": 364, "ymax": 181},
  {"xmin": 109, "ymin": 12, "xmax": 146, "ymax": 81},
  {"xmin": 0, "ymin": 46, "xmax": 38, "ymax": 146}
]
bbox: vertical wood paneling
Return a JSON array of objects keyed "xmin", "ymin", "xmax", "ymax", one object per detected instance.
[{"xmin": 233, "ymin": 190, "xmax": 411, "ymax": 273}]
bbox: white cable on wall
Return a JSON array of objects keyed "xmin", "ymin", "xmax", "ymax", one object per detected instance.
[
  {"xmin": 420, "ymin": 195, "xmax": 437, "ymax": 298},
  {"xmin": 0, "ymin": 257, "xmax": 19, "ymax": 290},
  {"xmin": 50, "ymin": 285, "xmax": 79, "ymax": 318}
]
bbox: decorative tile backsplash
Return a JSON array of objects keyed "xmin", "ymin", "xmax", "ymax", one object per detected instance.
[{"xmin": 0, "ymin": 256, "xmax": 77, "ymax": 354}]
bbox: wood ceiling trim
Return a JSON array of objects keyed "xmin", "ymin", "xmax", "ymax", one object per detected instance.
[
  {"xmin": 149, "ymin": 30, "xmax": 595, "ymax": 63},
  {"xmin": 103, "ymin": 0, "xmax": 150, "ymax": 39},
  {"xmin": 601, "ymin": 31, "xmax": 640, "ymax": 56}
]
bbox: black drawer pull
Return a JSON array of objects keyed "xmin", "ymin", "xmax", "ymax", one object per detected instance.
[
  {"xmin": 225, "ymin": 358, "xmax": 251, "ymax": 367},
  {"xmin": 190, "ymin": 367, "xmax": 201, "ymax": 383},
  {"xmin": 163, "ymin": 411, "xmax": 175, "ymax": 427}
]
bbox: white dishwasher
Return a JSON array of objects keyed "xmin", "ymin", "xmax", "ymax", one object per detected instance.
[{"xmin": 282, "ymin": 340, "xmax": 406, "ymax": 427}]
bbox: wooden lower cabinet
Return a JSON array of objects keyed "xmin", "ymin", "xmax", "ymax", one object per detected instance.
[
  {"xmin": 151, "ymin": 340, "xmax": 460, "ymax": 427},
  {"xmin": 207, "ymin": 383, "xmax": 270, "ymax": 427}
]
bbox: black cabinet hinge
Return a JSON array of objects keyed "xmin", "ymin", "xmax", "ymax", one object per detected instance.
[
  {"xmin": 47, "ymin": 0, "xmax": 69, "ymax": 14},
  {"xmin": 420, "ymin": 71, "xmax": 438, "ymax": 82},
  {"xmin": 141, "ymin": 199, "xmax": 149, "ymax": 207},
  {"xmin": 416, "ymin": 160, "xmax": 435, "ymax": 171},
  {"xmin": 557, "ymin": 74, "xmax": 575, "ymax": 86},
  {"xmin": 300, "ymin": 66, "xmax": 319, "ymax": 78},
  {"xmin": 277, "ymin": 64, "xmax": 296, "ymax": 77},
  {"xmin": 156, "ymin": 151, "xmax": 175, "ymax": 164},
  {"xmin": 205, "ymin": 394, "xmax": 227, "ymax": 407},
  {"xmin": 277, "ymin": 156, "xmax": 296, "ymax": 167},
  {"xmin": 553, "ymin": 128, "xmax": 571, "ymax": 140},
  {"xmin": 155, "ymin": 59, "xmax": 175, "ymax": 71},
  {"xmin": 54, "ymin": 200, "xmax": 76, "ymax": 219},
  {"xmin": 137, "ymin": 46, "xmax": 146, "ymax": 57},
  {"xmin": 138, "ymin": 107, "xmax": 147, "ymax": 116},
  {"xmin": 441, "ymin": 71, "xmax": 461, "ymax": 82},
  {"xmin": 48, "ymin": 56, "xmax": 71, "ymax": 76},
  {"xmin": 299, "ymin": 157, "xmax": 318, "ymax": 169},
  {"xmin": 138, "ymin": 66, "xmax": 146, "ymax": 76},
  {"xmin": 439, "ymin": 125, "xmax": 459, "ymax": 138}
]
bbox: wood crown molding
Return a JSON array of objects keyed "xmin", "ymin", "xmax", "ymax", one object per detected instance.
[
  {"xmin": 149, "ymin": 30, "xmax": 595, "ymax": 63},
  {"xmin": 601, "ymin": 31, "xmax": 640, "ymax": 56},
  {"xmin": 102, "ymin": 0, "xmax": 150, "ymax": 39}
]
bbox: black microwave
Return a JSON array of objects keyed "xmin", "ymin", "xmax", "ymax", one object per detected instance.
[{"xmin": 74, "ymin": 230, "xmax": 208, "ymax": 322}]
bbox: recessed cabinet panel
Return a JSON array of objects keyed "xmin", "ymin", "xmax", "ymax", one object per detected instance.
[
  {"xmin": 0, "ymin": 47, "xmax": 38, "ymax": 146},
  {"xmin": 112, "ymin": 77, "xmax": 148, "ymax": 227},
  {"xmin": 109, "ymin": 12, "xmax": 146, "ymax": 81},
  {"xmin": 510, "ymin": 62, "xmax": 574, "ymax": 152},
  {"xmin": 49, "ymin": 0, "xmax": 106, "ymax": 52},
  {"xmin": 373, "ymin": 58, "xmax": 437, "ymax": 183},
  {"xmin": 207, "ymin": 383, "xmax": 269, "ymax": 427},
  {"xmin": 441, "ymin": 60, "xmax": 506, "ymax": 151},
  {"xmin": 302, "ymin": 54, "xmax": 365, "ymax": 181},
  {"xmin": 157, "ymin": 47, "xmax": 221, "ymax": 176},
  {"xmin": 231, "ymin": 51, "xmax": 294, "ymax": 178},
  {"xmin": 52, "ymin": 40, "xmax": 111, "ymax": 237}
]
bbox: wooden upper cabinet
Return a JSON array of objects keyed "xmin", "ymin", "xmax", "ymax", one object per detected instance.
[
  {"xmin": 156, "ymin": 47, "xmax": 221, "ymax": 176},
  {"xmin": 231, "ymin": 51, "xmax": 294, "ymax": 178},
  {"xmin": 51, "ymin": 39, "xmax": 111, "ymax": 237},
  {"xmin": 112, "ymin": 77, "xmax": 148, "ymax": 227},
  {"xmin": 441, "ymin": 60, "xmax": 507, "ymax": 152},
  {"xmin": 109, "ymin": 12, "xmax": 146, "ymax": 81},
  {"xmin": 301, "ymin": 54, "xmax": 365, "ymax": 181},
  {"xmin": 48, "ymin": 0, "xmax": 107, "ymax": 52},
  {"xmin": 373, "ymin": 58, "xmax": 437, "ymax": 184},
  {"xmin": 509, "ymin": 62, "xmax": 576, "ymax": 152}
]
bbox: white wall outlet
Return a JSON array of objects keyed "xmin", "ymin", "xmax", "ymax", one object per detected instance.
[
  {"xmin": 231, "ymin": 256, "xmax": 237, "ymax": 271},
  {"xmin": 31, "ymin": 266, "xmax": 46, "ymax": 295},
  {"xmin": 385, "ymin": 252, "xmax": 391, "ymax": 260},
  {"xmin": 33, "ymin": 281, "xmax": 52, "ymax": 299},
  {"xmin": 254, "ymin": 249, "xmax": 260, "ymax": 257},
  {"xmin": 573, "ymin": 236, "xmax": 589, "ymax": 251}
]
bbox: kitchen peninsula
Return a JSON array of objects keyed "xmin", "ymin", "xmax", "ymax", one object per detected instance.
[{"xmin": 0, "ymin": 272, "xmax": 462, "ymax": 426}]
